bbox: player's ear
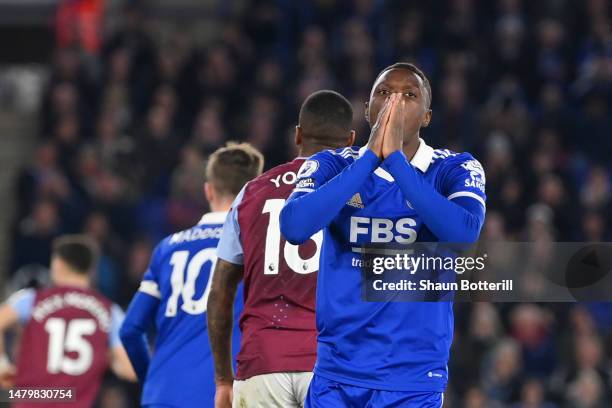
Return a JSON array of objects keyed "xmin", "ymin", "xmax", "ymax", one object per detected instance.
[
  {"xmin": 364, "ymin": 101, "xmax": 370, "ymax": 123},
  {"xmin": 347, "ymin": 130, "xmax": 356, "ymax": 146},
  {"xmin": 295, "ymin": 125, "xmax": 302, "ymax": 147},
  {"xmin": 422, "ymin": 109, "xmax": 432, "ymax": 128}
]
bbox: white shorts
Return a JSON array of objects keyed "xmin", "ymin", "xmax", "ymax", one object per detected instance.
[{"xmin": 232, "ymin": 371, "xmax": 314, "ymax": 408}]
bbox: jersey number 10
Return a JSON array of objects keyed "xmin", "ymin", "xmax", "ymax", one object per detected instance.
[
  {"xmin": 262, "ymin": 199, "xmax": 322, "ymax": 275},
  {"xmin": 165, "ymin": 248, "xmax": 217, "ymax": 317}
]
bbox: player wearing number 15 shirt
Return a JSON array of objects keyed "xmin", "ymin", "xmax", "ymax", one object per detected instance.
[
  {"xmin": 208, "ymin": 91, "xmax": 356, "ymax": 408},
  {"xmin": 119, "ymin": 143, "xmax": 263, "ymax": 408},
  {"xmin": 0, "ymin": 235, "xmax": 136, "ymax": 408}
]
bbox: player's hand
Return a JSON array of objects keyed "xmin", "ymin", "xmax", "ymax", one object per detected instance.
[
  {"xmin": 382, "ymin": 93, "xmax": 405, "ymax": 159},
  {"xmin": 0, "ymin": 364, "xmax": 15, "ymax": 389},
  {"xmin": 366, "ymin": 94, "xmax": 395, "ymax": 160},
  {"xmin": 214, "ymin": 383, "xmax": 233, "ymax": 408}
]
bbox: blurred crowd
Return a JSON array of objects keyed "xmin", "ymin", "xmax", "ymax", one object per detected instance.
[{"xmin": 5, "ymin": 0, "xmax": 612, "ymax": 406}]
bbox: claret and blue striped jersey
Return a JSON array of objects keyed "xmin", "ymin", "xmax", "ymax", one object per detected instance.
[{"xmin": 281, "ymin": 139, "xmax": 486, "ymax": 392}]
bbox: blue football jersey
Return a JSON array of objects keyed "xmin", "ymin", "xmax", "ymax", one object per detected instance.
[
  {"xmin": 137, "ymin": 212, "xmax": 243, "ymax": 407},
  {"xmin": 289, "ymin": 140, "xmax": 486, "ymax": 392}
]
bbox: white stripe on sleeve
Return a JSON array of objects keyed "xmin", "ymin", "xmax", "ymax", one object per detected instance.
[
  {"xmin": 138, "ymin": 280, "xmax": 161, "ymax": 298},
  {"xmin": 447, "ymin": 191, "xmax": 486, "ymax": 208}
]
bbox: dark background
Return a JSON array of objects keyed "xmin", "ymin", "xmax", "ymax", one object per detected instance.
[{"xmin": 1, "ymin": 0, "xmax": 611, "ymax": 406}]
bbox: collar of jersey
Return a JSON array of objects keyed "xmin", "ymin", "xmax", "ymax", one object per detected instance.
[
  {"xmin": 198, "ymin": 211, "xmax": 228, "ymax": 225},
  {"xmin": 357, "ymin": 138, "xmax": 434, "ymax": 182}
]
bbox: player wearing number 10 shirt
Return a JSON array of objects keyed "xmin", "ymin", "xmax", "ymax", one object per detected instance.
[
  {"xmin": 0, "ymin": 235, "xmax": 136, "ymax": 408},
  {"xmin": 119, "ymin": 144, "xmax": 263, "ymax": 408},
  {"xmin": 208, "ymin": 91, "xmax": 355, "ymax": 407}
]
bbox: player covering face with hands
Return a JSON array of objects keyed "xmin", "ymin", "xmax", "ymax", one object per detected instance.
[
  {"xmin": 281, "ymin": 63, "xmax": 487, "ymax": 407},
  {"xmin": 366, "ymin": 68, "xmax": 431, "ymax": 160},
  {"xmin": 368, "ymin": 91, "xmax": 425, "ymax": 159}
]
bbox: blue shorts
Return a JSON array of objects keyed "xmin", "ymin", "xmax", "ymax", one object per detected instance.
[{"xmin": 305, "ymin": 374, "xmax": 444, "ymax": 408}]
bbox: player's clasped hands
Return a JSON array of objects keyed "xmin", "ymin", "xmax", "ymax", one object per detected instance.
[{"xmin": 366, "ymin": 92, "xmax": 406, "ymax": 160}]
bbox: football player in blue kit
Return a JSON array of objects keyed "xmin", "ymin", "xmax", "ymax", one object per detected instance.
[
  {"xmin": 120, "ymin": 143, "xmax": 263, "ymax": 408},
  {"xmin": 281, "ymin": 63, "xmax": 487, "ymax": 407}
]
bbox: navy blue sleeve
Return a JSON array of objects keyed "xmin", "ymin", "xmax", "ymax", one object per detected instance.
[
  {"xmin": 280, "ymin": 149, "xmax": 380, "ymax": 244},
  {"xmin": 119, "ymin": 292, "xmax": 158, "ymax": 382},
  {"xmin": 384, "ymin": 151, "xmax": 486, "ymax": 243}
]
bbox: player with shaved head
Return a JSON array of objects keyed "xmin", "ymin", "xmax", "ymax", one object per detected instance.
[{"xmin": 208, "ymin": 90, "xmax": 355, "ymax": 408}]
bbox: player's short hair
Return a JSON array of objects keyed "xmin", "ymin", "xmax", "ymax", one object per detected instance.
[
  {"xmin": 298, "ymin": 90, "xmax": 353, "ymax": 145},
  {"xmin": 52, "ymin": 235, "xmax": 99, "ymax": 275},
  {"xmin": 206, "ymin": 142, "xmax": 264, "ymax": 197},
  {"xmin": 374, "ymin": 62, "xmax": 432, "ymax": 108}
]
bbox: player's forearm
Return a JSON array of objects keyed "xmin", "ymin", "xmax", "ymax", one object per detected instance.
[
  {"xmin": 207, "ymin": 290, "xmax": 234, "ymax": 384},
  {"xmin": 0, "ymin": 336, "xmax": 9, "ymax": 367},
  {"xmin": 207, "ymin": 259, "xmax": 242, "ymax": 384},
  {"xmin": 111, "ymin": 346, "xmax": 138, "ymax": 382},
  {"xmin": 0, "ymin": 304, "xmax": 19, "ymax": 333},
  {"xmin": 118, "ymin": 331, "xmax": 149, "ymax": 381},
  {"xmin": 0, "ymin": 305, "xmax": 18, "ymax": 365},
  {"xmin": 281, "ymin": 149, "xmax": 380, "ymax": 244},
  {"xmin": 119, "ymin": 293, "xmax": 157, "ymax": 381},
  {"xmin": 385, "ymin": 151, "xmax": 484, "ymax": 242}
]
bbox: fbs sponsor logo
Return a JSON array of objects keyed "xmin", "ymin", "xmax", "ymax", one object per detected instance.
[
  {"xmin": 349, "ymin": 216, "xmax": 417, "ymax": 243},
  {"xmin": 347, "ymin": 193, "xmax": 364, "ymax": 209}
]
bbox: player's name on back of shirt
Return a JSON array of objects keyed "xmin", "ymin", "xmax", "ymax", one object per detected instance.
[
  {"xmin": 269, "ymin": 170, "xmax": 299, "ymax": 188},
  {"xmin": 32, "ymin": 291, "xmax": 111, "ymax": 331},
  {"xmin": 168, "ymin": 225, "xmax": 222, "ymax": 245}
]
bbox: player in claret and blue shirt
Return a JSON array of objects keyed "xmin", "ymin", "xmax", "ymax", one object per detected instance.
[
  {"xmin": 280, "ymin": 62, "xmax": 487, "ymax": 407},
  {"xmin": 119, "ymin": 143, "xmax": 263, "ymax": 408},
  {"xmin": 208, "ymin": 90, "xmax": 356, "ymax": 408}
]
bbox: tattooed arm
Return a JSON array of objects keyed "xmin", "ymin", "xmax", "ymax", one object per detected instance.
[{"xmin": 207, "ymin": 258, "xmax": 243, "ymax": 408}]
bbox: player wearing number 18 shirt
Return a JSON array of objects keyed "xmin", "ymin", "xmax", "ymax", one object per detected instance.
[
  {"xmin": 208, "ymin": 90, "xmax": 356, "ymax": 407},
  {"xmin": 119, "ymin": 143, "xmax": 263, "ymax": 408},
  {"xmin": 0, "ymin": 235, "xmax": 136, "ymax": 408}
]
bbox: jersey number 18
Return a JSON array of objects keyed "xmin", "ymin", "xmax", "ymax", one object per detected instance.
[{"xmin": 262, "ymin": 199, "xmax": 322, "ymax": 275}]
